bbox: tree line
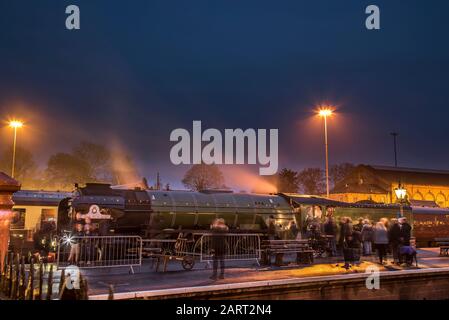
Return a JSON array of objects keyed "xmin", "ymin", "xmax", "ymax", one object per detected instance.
[
  {"xmin": 0, "ymin": 141, "xmax": 137, "ymax": 190},
  {"xmin": 0, "ymin": 141, "xmax": 353, "ymax": 194},
  {"xmin": 181, "ymin": 163, "xmax": 355, "ymax": 194},
  {"xmin": 276, "ymin": 163, "xmax": 354, "ymax": 194}
]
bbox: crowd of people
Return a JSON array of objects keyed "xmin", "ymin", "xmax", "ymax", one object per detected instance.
[{"xmin": 303, "ymin": 215, "xmax": 414, "ymax": 267}]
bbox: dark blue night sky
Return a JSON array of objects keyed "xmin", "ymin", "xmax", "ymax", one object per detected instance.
[{"xmin": 1, "ymin": 0, "xmax": 449, "ymax": 188}]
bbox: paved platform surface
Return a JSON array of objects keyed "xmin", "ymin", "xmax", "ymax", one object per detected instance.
[{"xmin": 80, "ymin": 247, "xmax": 449, "ymax": 298}]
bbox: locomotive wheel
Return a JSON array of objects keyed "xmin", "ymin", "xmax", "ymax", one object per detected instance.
[{"xmin": 182, "ymin": 256, "xmax": 195, "ymax": 270}]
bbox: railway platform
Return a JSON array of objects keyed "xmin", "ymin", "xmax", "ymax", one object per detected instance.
[{"xmin": 82, "ymin": 247, "xmax": 449, "ymax": 300}]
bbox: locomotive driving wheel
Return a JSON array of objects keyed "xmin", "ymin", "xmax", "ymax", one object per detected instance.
[{"xmin": 181, "ymin": 256, "xmax": 195, "ymax": 270}]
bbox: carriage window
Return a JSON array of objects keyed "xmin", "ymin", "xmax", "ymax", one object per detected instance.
[
  {"xmin": 41, "ymin": 209, "xmax": 57, "ymax": 232},
  {"xmin": 41, "ymin": 208, "xmax": 57, "ymax": 223},
  {"xmin": 11, "ymin": 209, "xmax": 26, "ymax": 230}
]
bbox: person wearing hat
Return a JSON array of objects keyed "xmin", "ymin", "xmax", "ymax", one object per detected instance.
[{"xmin": 399, "ymin": 217, "xmax": 412, "ymax": 246}]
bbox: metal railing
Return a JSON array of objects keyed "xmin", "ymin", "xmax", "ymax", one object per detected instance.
[
  {"xmin": 56, "ymin": 234, "xmax": 260, "ymax": 272},
  {"xmin": 199, "ymin": 233, "xmax": 261, "ymax": 264},
  {"xmin": 56, "ymin": 236, "xmax": 142, "ymax": 271}
]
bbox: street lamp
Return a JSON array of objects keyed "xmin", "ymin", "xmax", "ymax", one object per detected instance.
[
  {"xmin": 8, "ymin": 120, "xmax": 23, "ymax": 178},
  {"xmin": 394, "ymin": 183, "xmax": 407, "ymax": 217},
  {"xmin": 317, "ymin": 107, "xmax": 333, "ymax": 198}
]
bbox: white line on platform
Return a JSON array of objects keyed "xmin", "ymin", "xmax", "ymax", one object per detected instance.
[{"xmin": 88, "ymin": 266, "xmax": 449, "ymax": 300}]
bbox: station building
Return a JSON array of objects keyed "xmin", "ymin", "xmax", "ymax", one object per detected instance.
[{"xmin": 329, "ymin": 165, "xmax": 449, "ymax": 208}]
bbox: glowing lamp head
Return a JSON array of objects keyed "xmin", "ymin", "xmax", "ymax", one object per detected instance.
[
  {"xmin": 9, "ymin": 120, "xmax": 23, "ymax": 128},
  {"xmin": 394, "ymin": 184, "xmax": 407, "ymax": 201},
  {"xmin": 318, "ymin": 109, "xmax": 333, "ymax": 117}
]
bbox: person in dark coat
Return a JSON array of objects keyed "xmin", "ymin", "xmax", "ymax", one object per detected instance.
[
  {"xmin": 210, "ymin": 218, "xmax": 229, "ymax": 280},
  {"xmin": 309, "ymin": 218, "xmax": 322, "ymax": 240},
  {"xmin": 339, "ymin": 217, "xmax": 353, "ymax": 250},
  {"xmin": 289, "ymin": 221, "xmax": 299, "ymax": 239},
  {"xmin": 399, "ymin": 217, "xmax": 412, "ymax": 246},
  {"xmin": 338, "ymin": 217, "xmax": 346, "ymax": 251},
  {"xmin": 324, "ymin": 217, "xmax": 338, "ymax": 256},
  {"xmin": 342, "ymin": 230, "xmax": 361, "ymax": 269},
  {"xmin": 353, "ymin": 218, "xmax": 364, "ymax": 233},
  {"xmin": 388, "ymin": 218, "xmax": 401, "ymax": 264}
]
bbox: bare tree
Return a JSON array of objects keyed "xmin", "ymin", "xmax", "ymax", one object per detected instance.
[
  {"xmin": 182, "ymin": 164, "xmax": 225, "ymax": 191},
  {"xmin": 0, "ymin": 146, "xmax": 38, "ymax": 187},
  {"xmin": 45, "ymin": 153, "xmax": 92, "ymax": 190},
  {"xmin": 277, "ymin": 168, "xmax": 299, "ymax": 193},
  {"xmin": 297, "ymin": 168, "xmax": 325, "ymax": 195},
  {"xmin": 330, "ymin": 163, "xmax": 355, "ymax": 187},
  {"xmin": 72, "ymin": 141, "xmax": 115, "ymax": 183}
]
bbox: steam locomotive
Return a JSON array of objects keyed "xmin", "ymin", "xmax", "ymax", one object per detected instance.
[{"xmin": 57, "ymin": 183, "xmax": 449, "ymax": 246}]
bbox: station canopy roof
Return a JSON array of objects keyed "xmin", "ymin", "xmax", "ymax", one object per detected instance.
[
  {"xmin": 279, "ymin": 193, "xmax": 408, "ymax": 210},
  {"xmin": 279, "ymin": 193, "xmax": 348, "ymax": 206}
]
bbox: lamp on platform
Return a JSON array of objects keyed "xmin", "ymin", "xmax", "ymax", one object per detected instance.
[
  {"xmin": 394, "ymin": 184, "xmax": 407, "ymax": 201},
  {"xmin": 394, "ymin": 183, "xmax": 407, "ymax": 217}
]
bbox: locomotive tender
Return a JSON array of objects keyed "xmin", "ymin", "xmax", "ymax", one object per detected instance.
[{"xmin": 57, "ymin": 183, "xmax": 449, "ymax": 246}]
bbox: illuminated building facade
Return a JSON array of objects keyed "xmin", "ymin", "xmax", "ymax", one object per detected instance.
[{"xmin": 329, "ymin": 165, "xmax": 449, "ymax": 208}]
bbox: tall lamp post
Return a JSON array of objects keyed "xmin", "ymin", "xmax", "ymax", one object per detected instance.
[
  {"xmin": 318, "ymin": 108, "xmax": 333, "ymax": 198},
  {"xmin": 394, "ymin": 183, "xmax": 407, "ymax": 218},
  {"xmin": 390, "ymin": 132, "xmax": 399, "ymax": 167},
  {"xmin": 9, "ymin": 120, "xmax": 23, "ymax": 178}
]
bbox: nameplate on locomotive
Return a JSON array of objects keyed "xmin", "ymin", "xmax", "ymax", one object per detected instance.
[{"xmin": 84, "ymin": 204, "xmax": 112, "ymax": 220}]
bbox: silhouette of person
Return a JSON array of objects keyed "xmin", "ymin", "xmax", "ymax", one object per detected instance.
[{"xmin": 210, "ymin": 218, "xmax": 229, "ymax": 280}]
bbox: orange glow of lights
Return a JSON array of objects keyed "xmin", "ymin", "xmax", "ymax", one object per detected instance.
[
  {"xmin": 9, "ymin": 120, "xmax": 23, "ymax": 128},
  {"xmin": 318, "ymin": 108, "xmax": 333, "ymax": 117}
]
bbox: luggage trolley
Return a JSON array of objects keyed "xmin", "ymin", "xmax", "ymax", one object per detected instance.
[{"xmin": 143, "ymin": 233, "xmax": 203, "ymax": 272}]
